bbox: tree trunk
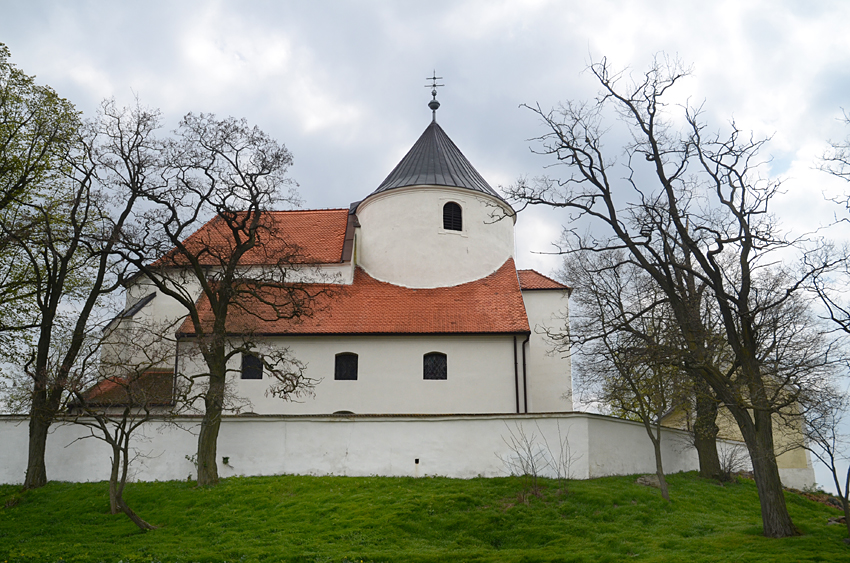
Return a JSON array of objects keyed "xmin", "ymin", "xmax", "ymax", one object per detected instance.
[
  {"xmin": 737, "ymin": 408, "xmax": 797, "ymax": 538},
  {"xmin": 642, "ymin": 418, "xmax": 670, "ymax": 502},
  {"xmin": 692, "ymin": 381, "xmax": 721, "ymax": 479},
  {"xmin": 196, "ymin": 371, "xmax": 225, "ymax": 486},
  {"xmin": 23, "ymin": 391, "xmax": 52, "ymax": 489},
  {"xmin": 116, "ymin": 496, "xmax": 156, "ymax": 531},
  {"xmin": 109, "ymin": 444, "xmax": 121, "ymax": 514},
  {"xmin": 652, "ymin": 436, "xmax": 670, "ymax": 502}
]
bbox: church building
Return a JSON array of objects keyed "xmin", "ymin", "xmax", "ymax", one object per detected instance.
[
  {"xmin": 1, "ymin": 90, "xmax": 816, "ymax": 490},
  {"xmin": 119, "ymin": 90, "xmax": 573, "ymax": 417}
]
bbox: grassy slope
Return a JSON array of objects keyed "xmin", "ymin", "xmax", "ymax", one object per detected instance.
[{"xmin": 0, "ymin": 472, "xmax": 847, "ymax": 563}]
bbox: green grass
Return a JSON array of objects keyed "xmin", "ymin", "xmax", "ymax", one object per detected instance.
[{"xmin": 0, "ymin": 472, "xmax": 847, "ymax": 562}]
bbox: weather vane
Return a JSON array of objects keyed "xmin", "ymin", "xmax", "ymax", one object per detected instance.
[{"xmin": 425, "ymin": 70, "xmax": 444, "ymax": 122}]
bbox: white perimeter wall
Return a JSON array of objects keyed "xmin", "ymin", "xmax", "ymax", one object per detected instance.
[{"xmin": 0, "ymin": 413, "xmax": 814, "ymax": 488}]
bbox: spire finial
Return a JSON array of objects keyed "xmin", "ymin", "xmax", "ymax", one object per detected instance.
[{"xmin": 425, "ymin": 70, "xmax": 443, "ymax": 123}]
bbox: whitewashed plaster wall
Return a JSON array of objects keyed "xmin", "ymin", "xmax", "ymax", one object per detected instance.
[
  {"xmin": 355, "ymin": 187, "xmax": 515, "ymax": 288},
  {"xmin": 520, "ymin": 290, "xmax": 572, "ymax": 413},
  {"xmin": 178, "ymin": 335, "xmax": 522, "ymax": 415},
  {"xmin": 100, "ymin": 274, "xmax": 202, "ymax": 373},
  {"xmin": 1, "ymin": 413, "xmax": 812, "ymax": 488}
]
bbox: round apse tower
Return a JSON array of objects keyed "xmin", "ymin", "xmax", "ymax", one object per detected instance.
[{"xmin": 354, "ymin": 99, "xmax": 516, "ymax": 289}]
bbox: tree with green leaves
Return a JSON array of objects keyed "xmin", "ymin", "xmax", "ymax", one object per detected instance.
[
  {"xmin": 0, "ymin": 43, "xmax": 79, "ymax": 356},
  {"xmin": 5, "ymin": 101, "xmax": 142, "ymax": 489}
]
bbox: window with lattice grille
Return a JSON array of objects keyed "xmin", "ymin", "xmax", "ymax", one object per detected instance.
[
  {"xmin": 443, "ymin": 202, "xmax": 462, "ymax": 231},
  {"xmin": 241, "ymin": 354, "xmax": 263, "ymax": 380},
  {"xmin": 423, "ymin": 352, "xmax": 447, "ymax": 380},
  {"xmin": 335, "ymin": 353, "xmax": 358, "ymax": 380}
]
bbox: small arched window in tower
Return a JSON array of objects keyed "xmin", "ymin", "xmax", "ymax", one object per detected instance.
[
  {"xmin": 443, "ymin": 202, "xmax": 462, "ymax": 231},
  {"xmin": 423, "ymin": 352, "xmax": 447, "ymax": 380},
  {"xmin": 335, "ymin": 353, "xmax": 358, "ymax": 380}
]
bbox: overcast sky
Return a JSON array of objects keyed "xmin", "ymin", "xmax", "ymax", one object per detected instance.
[
  {"xmin": 3, "ymin": 0, "xmax": 850, "ymax": 489},
  {"xmin": 4, "ymin": 0, "xmax": 849, "ymax": 275}
]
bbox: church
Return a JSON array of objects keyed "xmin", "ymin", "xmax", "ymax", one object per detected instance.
[
  {"xmin": 0, "ymin": 91, "xmax": 815, "ymax": 489},
  {"xmin": 118, "ymin": 90, "xmax": 573, "ymax": 417}
]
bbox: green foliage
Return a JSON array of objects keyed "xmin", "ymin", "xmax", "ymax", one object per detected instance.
[
  {"xmin": 0, "ymin": 473, "xmax": 846, "ymax": 562},
  {"xmin": 0, "ymin": 42, "xmax": 80, "ymax": 378},
  {"xmin": 0, "ymin": 42, "xmax": 79, "ymax": 212}
]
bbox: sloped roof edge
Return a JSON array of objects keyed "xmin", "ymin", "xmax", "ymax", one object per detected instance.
[
  {"xmin": 370, "ymin": 121, "xmax": 510, "ymax": 205},
  {"xmin": 518, "ymin": 270, "xmax": 571, "ymax": 291}
]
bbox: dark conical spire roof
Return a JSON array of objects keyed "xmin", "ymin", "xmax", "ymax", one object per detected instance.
[{"xmin": 371, "ymin": 121, "xmax": 507, "ymax": 202}]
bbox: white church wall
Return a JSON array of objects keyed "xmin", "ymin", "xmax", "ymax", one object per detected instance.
[
  {"xmin": 178, "ymin": 335, "xmax": 522, "ymax": 415},
  {"xmin": 3, "ymin": 413, "xmax": 807, "ymax": 487},
  {"xmin": 100, "ymin": 275, "xmax": 202, "ymax": 373},
  {"xmin": 282, "ymin": 262, "xmax": 354, "ymax": 285},
  {"xmin": 520, "ymin": 290, "xmax": 572, "ymax": 413},
  {"xmin": 355, "ymin": 186, "xmax": 515, "ymax": 288},
  {"xmin": 125, "ymin": 273, "xmax": 201, "ymax": 329}
]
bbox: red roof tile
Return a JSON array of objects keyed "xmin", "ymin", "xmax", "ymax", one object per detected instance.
[
  {"xmin": 154, "ymin": 209, "xmax": 349, "ymax": 267},
  {"xmin": 517, "ymin": 270, "xmax": 570, "ymax": 291},
  {"xmin": 81, "ymin": 371, "xmax": 174, "ymax": 406},
  {"xmin": 179, "ymin": 259, "xmax": 530, "ymax": 336}
]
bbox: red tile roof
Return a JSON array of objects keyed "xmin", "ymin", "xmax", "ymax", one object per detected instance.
[
  {"xmin": 80, "ymin": 371, "xmax": 174, "ymax": 406},
  {"xmin": 179, "ymin": 259, "xmax": 530, "ymax": 336},
  {"xmin": 154, "ymin": 209, "xmax": 350, "ymax": 267},
  {"xmin": 517, "ymin": 270, "xmax": 570, "ymax": 291}
]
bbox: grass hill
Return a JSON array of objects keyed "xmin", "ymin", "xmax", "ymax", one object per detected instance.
[{"xmin": 0, "ymin": 472, "xmax": 846, "ymax": 562}]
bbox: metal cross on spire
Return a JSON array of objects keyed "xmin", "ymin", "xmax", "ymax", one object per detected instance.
[{"xmin": 425, "ymin": 70, "xmax": 443, "ymax": 122}]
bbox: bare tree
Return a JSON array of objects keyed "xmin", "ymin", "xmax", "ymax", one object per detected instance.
[
  {"xmin": 563, "ymin": 245, "xmax": 727, "ymax": 482},
  {"xmin": 113, "ymin": 109, "xmax": 328, "ymax": 486},
  {"xmin": 821, "ymin": 111, "xmax": 850, "ymax": 188},
  {"xmin": 566, "ymin": 251, "xmax": 691, "ymax": 501},
  {"xmin": 813, "ymin": 113, "xmax": 850, "ymax": 340},
  {"xmin": 508, "ymin": 56, "xmax": 838, "ymax": 537},
  {"xmin": 797, "ymin": 386, "xmax": 850, "ymax": 539},
  {"xmin": 66, "ymin": 320, "xmax": 179, "ymax": 531}
]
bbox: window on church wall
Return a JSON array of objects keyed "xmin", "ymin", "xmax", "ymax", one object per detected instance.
[
  {"xmin": 423, "ymin": 352, "xmax": 447, "ymax": 380},
  {"xmin": 443, "ymin": 202, "xmax": 462, "ymax": 231},
  {"xmin": 335, "ymin": 353, "xmax": 358, "ymax": 380},
  {"xmin": 241, "ymin": 353, "xmax": 263, "ymax": 380}
]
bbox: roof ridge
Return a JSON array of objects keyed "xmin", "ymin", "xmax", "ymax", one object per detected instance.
[{"xmin": 264, "ymin": 208, "xmax": 349, "ymax": 214}]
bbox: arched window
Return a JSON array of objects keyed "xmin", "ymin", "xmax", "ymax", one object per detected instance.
[
  {"xmin": 423, "ymin": 352, "xmax": 447, "ymax": 380},
  {"xmin": 443, "ymin": 202, "xmax": 462, "ymax": 231},
  {"xmin": 241, "ymin": 353, "xmax": 263, "ymax": 380},
  {"xmin": 335, "ymin": 353, "xmax": 358, "ymax": 380}
]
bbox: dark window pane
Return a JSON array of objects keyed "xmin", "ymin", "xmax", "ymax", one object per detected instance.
[
  {"xmin": 335, "ymin": 353, "xmax": 358, "ymax": 380},
  {"xmin": 443, "ymin": 202, "xmax": 462, "ymax": 231},
  {"xmin": 423, "ymin": 352, "xmax": 447, "ymax": 380},
  {"xmin": 242, "ymin": 354, "xmax": 263, "ymax": 380}
]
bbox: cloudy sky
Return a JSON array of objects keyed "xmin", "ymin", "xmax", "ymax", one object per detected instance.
[
  {"xmin": 3, "ymin": 1, "xmax": 850, "ymax": 488},
  {"xmin": 4, "ymin": 0, "xmax": 850, "ymax": 275}
]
